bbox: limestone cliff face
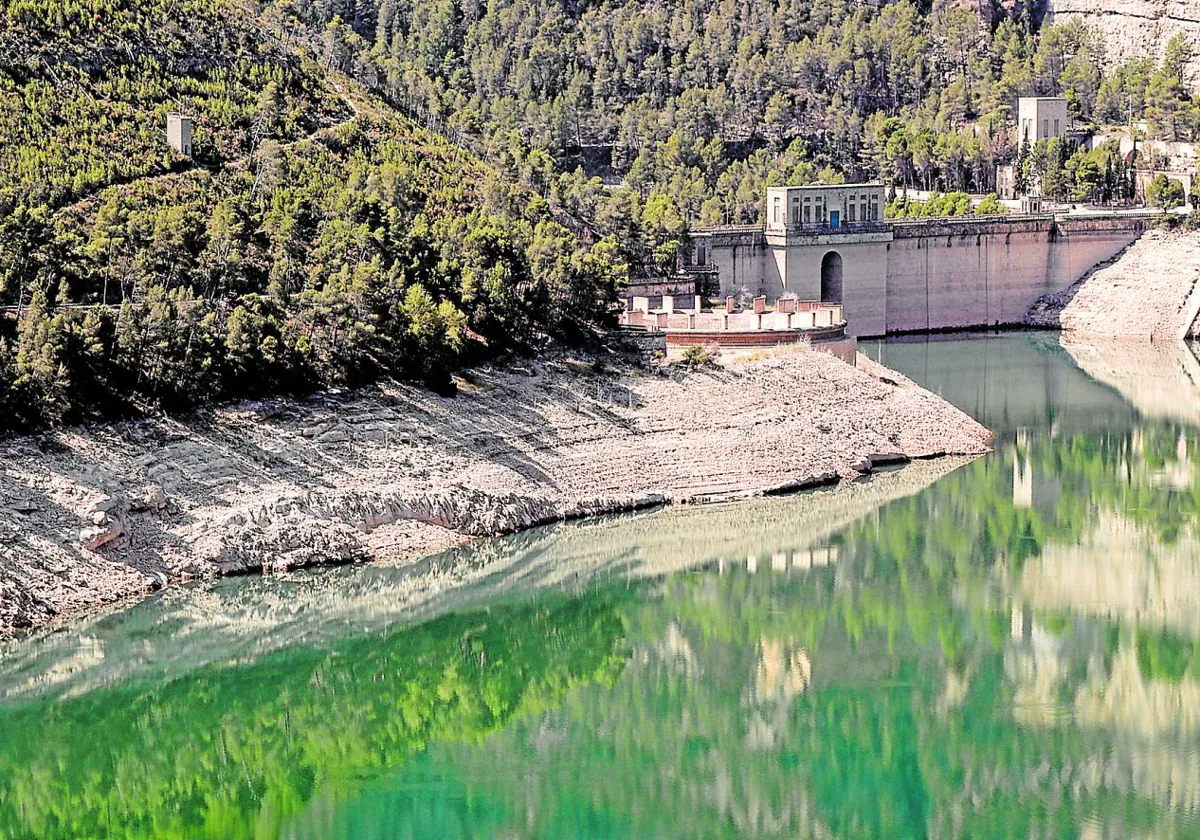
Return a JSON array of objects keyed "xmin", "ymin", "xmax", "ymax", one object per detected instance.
[{"xmin": 1048, "ymin": 0, "xmax": 1200, "ymax": 75}]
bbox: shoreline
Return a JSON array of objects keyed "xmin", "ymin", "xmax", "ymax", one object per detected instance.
[
  {"xmin": 0, "ymin": 456, "xmax": 977, "ymax": 696},
  {"xmin": 0, "ymin": 347, "xmax": 992, "ymax": 634},
  {"xmin": 1027, "ymin": 228, "xmax": 1200, "ymax": 339}
]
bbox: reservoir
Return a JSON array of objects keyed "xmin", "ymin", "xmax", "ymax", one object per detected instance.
[{"xmin": 2, "ymin": 333, "xmax": 1199, "ymax": 838}]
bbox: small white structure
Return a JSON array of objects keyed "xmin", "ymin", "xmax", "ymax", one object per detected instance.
[
  {"xmin": 167, "ymin": 113, "xmax": 193, "ymax": 156},
  {"xmin": 1018, "ymin": 97, "xmax": 1068, "ymax": 146}
]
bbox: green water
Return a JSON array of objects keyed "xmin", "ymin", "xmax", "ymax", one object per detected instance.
[{"xmin": 3, "ymin": 332, "xmax": 1200, "ymax": 839}]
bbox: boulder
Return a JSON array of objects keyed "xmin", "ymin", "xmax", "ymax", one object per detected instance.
[
  {"xmin": 88, "ymin": 495, "xmax": 123, "ymax": 515},
  {"xmin": 131, "ymin": 484, "xmax": 169, "ymax": 513},
  {"xmin": 317, "ymin": 425, "xmax": 352, "ymax": 444},
  {"xmin": 12, "ymin": 499, "xmax": 39, "ymax": 514},
  {"xmin": 867, "ymin": 452, "xmax": 910, "ymax": 468},
  {"xmin": 80, "ymin": 520, "xmax": 124, "ymax": 551},
  {"xmin": 850, "ymin": 457, "xmax": 873, "ymax": 474}
]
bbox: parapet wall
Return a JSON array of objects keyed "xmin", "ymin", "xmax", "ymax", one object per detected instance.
[{"xmin": 884, "ymin": 214, "xmax": 1153, "ymax": 334}]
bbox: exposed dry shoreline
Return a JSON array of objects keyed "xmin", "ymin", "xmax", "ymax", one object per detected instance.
[
  {"xmin": 1028, "ymin": 228, "xmax": 1200, "ymax": 339},
  {"xmin": 0, "ymin": 349, "xmax": 992, "ymax": 633}
]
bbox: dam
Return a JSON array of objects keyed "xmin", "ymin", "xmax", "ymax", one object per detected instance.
[{"xmin": 688, "ymin": 182, "xmax": 1156, "ymax": 337}]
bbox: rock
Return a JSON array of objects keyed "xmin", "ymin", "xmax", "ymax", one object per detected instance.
[
  {"xmin": 146, "ymin": 463, "xmax": 172, "ymax": 480},
  {"xmin": 1049, "ymin": 1, "xmax": 1200, "ymax": 82},
  {"xmin": 89, "ymin": 495, "xmax": 123, "ymax": 515},
  {"xmin": 80, "ymin": 520, "xmax": 124, "ymax": 550},
  {"xmin": 850, "ymin": 457, "xmax": 873, "ymax": 474},
  {"xmin": 89, "ymin": 510, "xmax": 109, "ymax": 526},
  {"xmin": 867, "ymin": 452, "xmax": 910, "ymax": 468},
  {"xmin": 317, "ymin": 425, "xmax": 352, "ymax": 443},
  {"xmin": 12, "ymin": 499, "xmax": 39, "ymax": 514},
  {"xmin": 131, "ymin": 484, "xmax": 168, "ymax": 513}
]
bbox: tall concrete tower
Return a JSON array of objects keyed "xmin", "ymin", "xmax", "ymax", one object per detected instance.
[{"xmin": 167, "ymin": 113, "xmax": 193, "ymax": 156}]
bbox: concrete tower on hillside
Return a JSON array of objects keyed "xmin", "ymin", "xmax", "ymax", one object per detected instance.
[
  {"xmin": 167, "ymin": 113, "xmax": 193, "ymax": 156},
  {"xmin": 1018, "ymin": 97, "xmax": 1068, "ymax": 146}
]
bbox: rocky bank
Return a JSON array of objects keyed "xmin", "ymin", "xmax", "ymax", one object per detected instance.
[
  {"xmin": 0, "ymin": 457, "xmax": 972, "ymax": 701},
  {"xmin": 0, "ymin": 349, "xmax": 991, "ymax": 633},
  {"xmin": 1027, "ymin": 228, "xmax": 1200, "ymax": 339}
]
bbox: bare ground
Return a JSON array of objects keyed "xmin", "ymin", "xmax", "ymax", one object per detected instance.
[
  {"xmin": 0, "ymin": 348, "xmax": 992, "ymax": 633},
  {"xmin": 1027, "ymin": 228, "xmax": 1200, "ymax": 339}
]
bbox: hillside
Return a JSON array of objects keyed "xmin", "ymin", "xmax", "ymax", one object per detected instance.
[
  {"xmin": 0, "ymin": 348, "xmax": 990, "ymax": 632},
  {"xmin": 281, "ymin": 0, "xmax": 1200, "ymax": 227},
  {"xmin": 1028, "ymin": 228, "xmax": 1200, "ymax": 338},
  {"xmin": 0, "ymin": 0, "xmax": 618, "ymax": 431},
  {"xmin": 0, "ymin": 0, "xmax": 345, "ymax": 208}
]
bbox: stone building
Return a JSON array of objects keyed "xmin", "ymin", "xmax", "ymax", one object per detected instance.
[
  {"xmin": 1018, "ymin": 97, "xmax": 1068, "ymax": 146},
  {"xmin": 167, "ymin": 114, "xmax": 193, "ymax": 156},
  {"xmin": 998, "ymin": 97, "xmax": 1072, "ymax": 200},
  {"xmin": 766, "ymin": 183, "xmax": 885, "ymax": 232}
]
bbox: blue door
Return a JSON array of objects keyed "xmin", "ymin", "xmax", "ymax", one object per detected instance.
[{"xmin": 829, "ymin": 211, "xmax": 840, "ymax": 229}]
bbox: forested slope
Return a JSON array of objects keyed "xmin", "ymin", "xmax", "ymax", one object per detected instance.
[
  {"xmin": 0, "ymin": 0, "xmax": 619, "ymax": 430},
  {"xmin": 5, "ymin": 0, "xmax": 1200, "ymax": 431},
  {"xmin": 292, "ymin": 0, "xmax": 1200, "ymax": 221}
]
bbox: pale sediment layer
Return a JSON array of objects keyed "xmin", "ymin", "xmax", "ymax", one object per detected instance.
[
  {"xmin": 0, "ymin": 457, "xmax": 973, "ymax": 701},
  {"xmin": 1027, "ymin": 229, "xmax": 1200, "ymax": 339},
  {"xmin": 0, "ymin": 349, "xmax": 991, "ymax": 633}
]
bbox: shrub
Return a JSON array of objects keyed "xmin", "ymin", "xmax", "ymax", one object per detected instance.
[{"xmin": 679, "ymin": 344, "xmax": 718, "ymax": 369}]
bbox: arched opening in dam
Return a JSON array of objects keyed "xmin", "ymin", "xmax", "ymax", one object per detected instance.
[{"xmin": 821, "ymin": 250, "xmax": 844, "ymax": 303}]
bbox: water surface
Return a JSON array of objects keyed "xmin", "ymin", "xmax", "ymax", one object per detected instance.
[{"xmin": 3, "ymin": 332, "xmax": 1200, "ymax": 839}]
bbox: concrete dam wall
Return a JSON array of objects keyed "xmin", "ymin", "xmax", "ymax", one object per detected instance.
[
  {"xmin": 702, "ymin": 214, "xmax": 1153, "ymax": 338},
  {"xmin": 884, "ymin": 216, "xmax": 1151, "ymax": 335}
]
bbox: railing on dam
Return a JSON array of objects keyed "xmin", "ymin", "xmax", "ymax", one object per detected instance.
[
  {"xmin": 785, "ymin": 220, "xmax": 890, "ymax": 235},
  {"xmin": 889, "ymin": 211, "xmax": 1160, "ymax": 239},
  {"xmin": 692, "ymin": 211, "xmax": 1161, "ymax": 244},
  {"xmin": 889, "ymin": 213, "xmax": 1052, "ymax": 228}
]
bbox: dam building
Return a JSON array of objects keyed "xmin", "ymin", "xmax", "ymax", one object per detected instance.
[
  {"xmin": 686, "ymin": 182, "xmax": 1152, "ymax": 337},
  {"xmin": 1018, "ymin": 96, "xmax": 1068, "ymax": 146}
]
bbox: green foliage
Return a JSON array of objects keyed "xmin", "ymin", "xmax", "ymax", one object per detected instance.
[
  {"xmin": 886, "ymin": 191, "xmax": 991, "ymax": 218},
  {"xmin": 1023, "ymin": 138, "xmax": 1130, "ymax": 204},
  {"xmin": 679, "ymin": 344, "xmax": 717, "ymax": 369},
  {"xmin": 975, "ymin": 193, "xmax": 1006, "ymax": 214},
  {"xmin": 1147, "ymin": 172, "xmax": 1187, "ymax": 210},
  {"xmin": 0, "ymin": 0, "xmax": 619, "ymax": 431},
  {"xmin": 0, "ymin": 0, "xmax": 343, "ymax": 210},
  {"xmin": 5, "ymin": 0, "xmax": 1200, "ymax": 430},
  {"xmin": 276, "ymin": 0, "xmax": 1194, "ymax": 226}
]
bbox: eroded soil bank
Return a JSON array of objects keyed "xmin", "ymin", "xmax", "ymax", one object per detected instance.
[
  {"xmin": 1028, "ymin": 228, "xmax": 1200, "ymax": 339},
  {"xmin": 0, "ymin": 349, "xmax": 991, "ymax": 633}
]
